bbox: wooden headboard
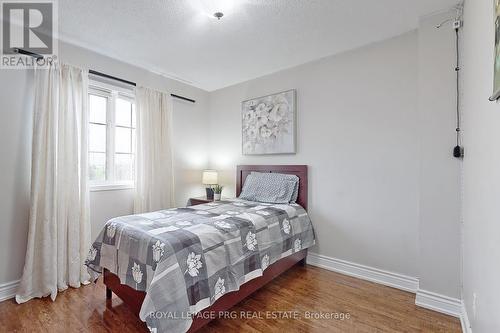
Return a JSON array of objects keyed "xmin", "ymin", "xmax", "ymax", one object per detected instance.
[{"xmin": 236, "ymin": 165, "xmax": 308, "ymax": 210}]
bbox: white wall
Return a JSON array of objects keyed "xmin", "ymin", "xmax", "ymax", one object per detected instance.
[
  {"xmin": 461, "ymin": 0, "xmax": 500, "ymax": 331},
  {"xmin": 0, "ymin": 41, "xmax": 209, "ymax": 286},
  {"xmin": 208, "ymin": 32, "xmax": 421, "ymax": 278},
  {"xmin": 0, "ymin": 70, "xmax": 33, "ymax": 285},
  {"xmin": 417, "ymin": 12, "xmax": 461, "ymax": 299}
]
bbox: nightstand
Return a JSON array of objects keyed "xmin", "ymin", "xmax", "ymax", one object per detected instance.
[{"xmin": 188, "ymin": 197, "xmax": 212, "ymax": 206}]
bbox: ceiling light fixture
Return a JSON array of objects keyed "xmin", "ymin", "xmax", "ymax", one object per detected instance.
[{"xmin": 213, "ymin": 12, "xmax": 224, "ymax": 20}]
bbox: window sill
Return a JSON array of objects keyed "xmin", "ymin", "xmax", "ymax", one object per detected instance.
[{"xmin": 90, "ymin": 183, "xmax": 135, "ymax": 192}]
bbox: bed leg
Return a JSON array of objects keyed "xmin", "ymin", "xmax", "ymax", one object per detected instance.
[
  {"xmin": 106, "ymin": 286, "xmax": 112, "ymax": 299},
  {"xmin": 298, "ymin": 257, "xmax": 307, "ymax": 267}
]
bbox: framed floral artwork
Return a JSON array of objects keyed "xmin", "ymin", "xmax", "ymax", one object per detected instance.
[
  {"xmin": 241, "ymin": 89, "xmax": 296, "ymax": 155},
  {"xmin": 491, "ymin": 0, "xmax": 500, "ymax": 101}
]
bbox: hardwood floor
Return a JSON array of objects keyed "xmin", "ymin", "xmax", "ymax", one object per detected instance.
[{"xmin": 0, "ymin": 265, "xmax": 462, "ymax": 332}]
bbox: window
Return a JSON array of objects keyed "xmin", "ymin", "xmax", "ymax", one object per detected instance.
[{"xmin": 88, "ymin": 82, "xmax": 135, "ymax": 190}]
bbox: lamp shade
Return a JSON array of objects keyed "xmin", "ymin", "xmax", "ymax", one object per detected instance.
[{"xmin": 202, "ymin": 170, "xmax": 218, "ymax": 185}]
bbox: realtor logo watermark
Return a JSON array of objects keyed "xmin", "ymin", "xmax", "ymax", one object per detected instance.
[{"xmin": 1, "ymin": 0, "xmax": 58, "ymax": 68}]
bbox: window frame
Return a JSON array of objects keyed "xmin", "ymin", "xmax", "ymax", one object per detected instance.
[{"xmin": 88, "ymin": 81, "xmax": 136, "ymax": 192}]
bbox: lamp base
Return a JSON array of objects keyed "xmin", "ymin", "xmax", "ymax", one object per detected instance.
[{"xmin": 205, "ymin": 187, "xmax": 214, "ymax": 200}]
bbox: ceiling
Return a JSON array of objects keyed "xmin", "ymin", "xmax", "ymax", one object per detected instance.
[{"xmin": 59, "ymin": 0, "xmax": 459, "ymax": 91}]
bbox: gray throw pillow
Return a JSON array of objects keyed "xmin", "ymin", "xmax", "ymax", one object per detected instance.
[
  {"xmin": 239, "ymin": 172, "xmax": 299, "ymax": 204},
  {"xmin": 252, "ymin": 172, "xmax": 300, "ymax": 202}
]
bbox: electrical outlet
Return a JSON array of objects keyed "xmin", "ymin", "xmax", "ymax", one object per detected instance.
[
  {"xmin": 472, "ymin": 293, "xmax": 477, "ymax": 319},
  {"xmin": 453, "ymin": 20, "xmax": 462, "ymax": 29}
]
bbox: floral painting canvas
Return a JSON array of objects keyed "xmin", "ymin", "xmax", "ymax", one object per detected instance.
[
  {"xmin": 493, "ymin": 0, "xmax": 500, "ymax": 100},
  {"xmin": 242, "ymin": 89, "xmax": 296, "ymax": 155}
]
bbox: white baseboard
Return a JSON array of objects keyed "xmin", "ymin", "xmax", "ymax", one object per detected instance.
[
  {"xmin": 415, "ymin": 289, "xmax": 462, "ymax": 318},
  {"xmin": 306, "ymin": 252, "xmax": 471, "ymax": 329},
  {"xmin": 0, "ymin": 280, "xmax": 19, "ymax": 302},
  {"xmin": 306, "ymin": 252, "xmax": 419, "ymax": 293},
  {"xmin": 460, "ymin": 302, "xmax": 472, "ymax": 333}
]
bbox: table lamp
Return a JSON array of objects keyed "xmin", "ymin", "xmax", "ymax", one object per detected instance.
[{"xmin": 202, "ymin": 170, "xmax": 218, "ymax": 200}]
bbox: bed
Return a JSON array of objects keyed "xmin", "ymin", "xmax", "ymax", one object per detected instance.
[{"xmin": 86, "ymin": 165, "xmax": 314, "ymax": 332}]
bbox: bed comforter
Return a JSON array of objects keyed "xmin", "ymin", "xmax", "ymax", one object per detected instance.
[{"xmin": 86, "ymin": 198, "xmax": 315, "ymax": 333}]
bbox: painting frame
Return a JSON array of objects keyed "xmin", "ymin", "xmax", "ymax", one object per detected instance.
[
  {"xmin": 241, "ymin": 89, "xmax": 296, "ymax": 155},
  {"xmin": 491, "ymin": 0, "xmax": 500, "ymax": 101}
]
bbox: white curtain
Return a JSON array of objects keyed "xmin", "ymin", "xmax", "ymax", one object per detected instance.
[
  {"xmin": 134, "ymin": 86, "xmax": 174, "ymax": 213},
  {"xmin": 16, "ymin": 63, "xmax": 90, "ymax": 303}
]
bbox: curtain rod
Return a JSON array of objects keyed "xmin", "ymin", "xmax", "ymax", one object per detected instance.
[
  {"xmin": 13, "ymin": 48, "xmax": 196, "ymax": 104},
  {"xmin": 90, "ymin": 70, "xmax": 196, "ymax": 103},
  {"xmin": 13, "ymin": 48, "xmax": 43, "ymax": 60}
]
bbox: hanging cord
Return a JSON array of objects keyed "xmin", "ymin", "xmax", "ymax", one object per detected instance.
[
  {"xmin": 452, "ymin": 4, "xmax": 464, "ymax": 158},
  {"xmin": 455, "ymin": 27, "xmax": 461, "ymax": 148},
  {"xmin": 439, "ymin": 5, "xmax": 464, "ymax": 158},
  {"xmin": 437, "ymin": 5, "xmax": 463, "ymax": 158}
]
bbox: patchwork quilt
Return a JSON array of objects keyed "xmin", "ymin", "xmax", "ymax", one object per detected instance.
[{"xmin": 86, "ymin": 198, "xmax": 315, "ymax": 333}]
